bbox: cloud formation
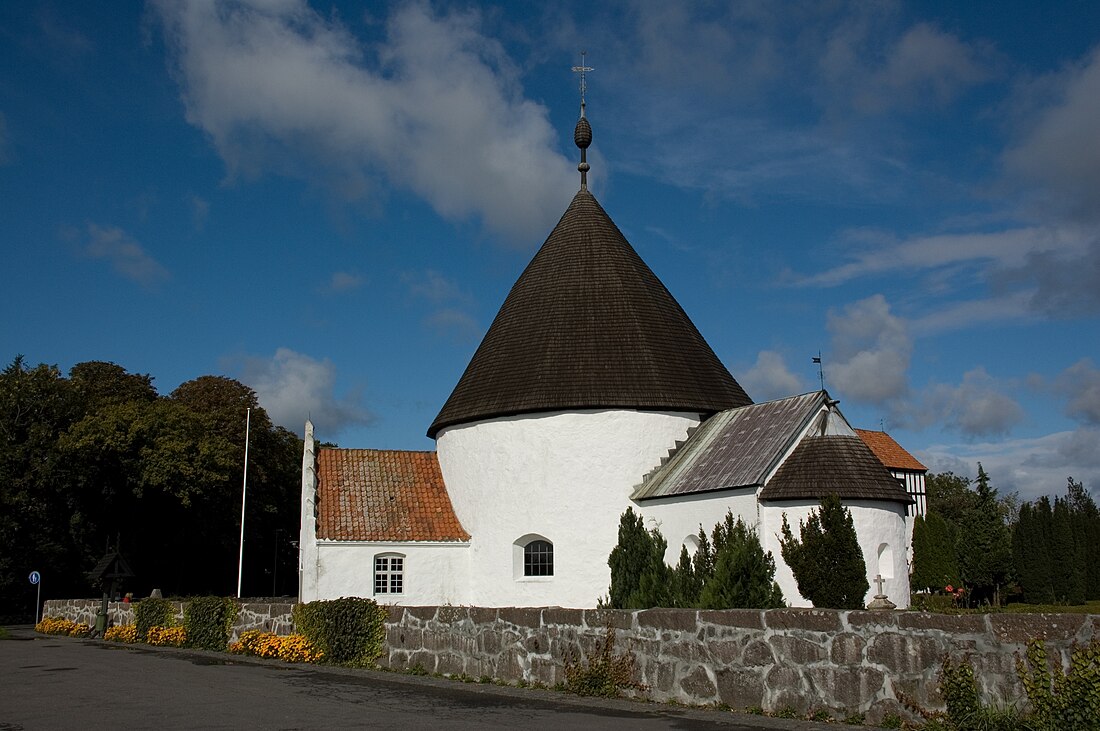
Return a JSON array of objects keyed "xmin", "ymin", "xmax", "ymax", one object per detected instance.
[
  {"xmin": 152, "ymin": 0, "xmax": 575, "ymax": 246},
  {"xmin": 239, "ymin": 347, "xmax": 372, "ymax": 436},
  {"xmin": 1055, "ymin": 359, "xmax": 1100, "ymax": 425},
  {"xmin": 917, "ymin": 368, "xmax": 1024, "ymax": 438},
  {"xmin": 83, "ymin": 223, "xmax": 169, "ymax": 286},
  {"xmin": 324, "ymin": 271, "xmax": 362, "ymax": 294},
  {"xmin": 826, "ymin": 295, "xmax": 911, "ymax": 404},
  {"xmin": 402, "ymin": 269, "xmax": 480, "ymax": 343},
  {"xmin": 741, "ymin": 350, "xmax": 805, "ymax": 402}
]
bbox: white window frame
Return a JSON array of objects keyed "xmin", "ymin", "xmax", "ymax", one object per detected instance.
[
  {"xmin": 373, "ymin": 553, "xmax": 405, "ymax": 596},
  {"xmin": 513, "ymin": 534, "xmax": 554, "ymax": 581}
]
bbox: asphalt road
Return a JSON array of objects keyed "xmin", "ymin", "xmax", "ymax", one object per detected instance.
[{"xmin": 1, "ymin": 627, "xmax": 850, "ymax": 730}]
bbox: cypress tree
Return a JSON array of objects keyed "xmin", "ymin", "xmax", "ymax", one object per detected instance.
[
  {"xmin": 779, "ymin": 494, "xmax": 869, "ymax": 609},
  {"xmin": 956, "ymin": 464, "xmax": 1013, "ymax": 606},
  {"xmin": 607, "ymin": 507, "xmax": 670, "ymax": 609},
  {"xmin": 698, "ymin": 514, "xmax": 784, "ymax": 609},
  {"xmin": 912, "ymin": 511, "xmax": 960, "ymax": 591},
  {"xmin": 669, "ymin": 545, "xmax": 701, "ymax": 608},
  {"xmin": 1051, "ymin": 496, "xmax": 1085, "ymax": 604},
  {"xmin": 1012, "ymin": 501, "xmax": 1054, "ymax": 604},
  {"xmin": 1065, "ymin": 477, "xmax": 1100, "ymax": 600}
]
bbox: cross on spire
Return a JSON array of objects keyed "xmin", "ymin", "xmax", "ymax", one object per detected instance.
[{"xmin": 571, "ymin": 50, "xmax": 594, "ymax": 112}]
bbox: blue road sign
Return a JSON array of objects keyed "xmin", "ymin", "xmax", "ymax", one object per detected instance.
[{"xmin": 29, "ymin": 570, "xmax": 40, "ymax": 585}]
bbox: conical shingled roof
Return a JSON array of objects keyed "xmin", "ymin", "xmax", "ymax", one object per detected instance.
[{"xmin": 428, "ymin": 189, "xmax": 751, "ymax": 437}]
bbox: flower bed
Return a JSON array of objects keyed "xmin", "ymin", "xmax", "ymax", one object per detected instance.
[{"xmin": 35, "ymin": 616, "xmax": 92, "ymax": 637}]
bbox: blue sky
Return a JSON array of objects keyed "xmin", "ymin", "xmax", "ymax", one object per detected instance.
[{"xmin": 2, "ymin": 1, "xmax": 1099, "ymax": 501}]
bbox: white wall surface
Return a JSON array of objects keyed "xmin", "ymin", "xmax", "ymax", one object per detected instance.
[
  {"xmin": 759, "ymin": 499, "xmax": 910, "ymax": 609},
  {"xmin": 639, "ymin": 488, "xmax": 761, "ymax": 565},
  {"xmin": 436, "ymin": 409, "xmax": 701, "ymax": 608},
  {"xmin": 309, "ymin": 541, "xmax": 470, "ymax": 606}
]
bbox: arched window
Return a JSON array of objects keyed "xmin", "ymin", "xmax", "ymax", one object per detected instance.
[
  {"xmin": 877, "ymin": 543, "xmax": 893, "ymax": 580},
  {"xmin": 374, "ymin": 553, "xmax": 404, "ymax": 595},
  {"xmin": 523, "ymin": 539, "xmax": 554, "ymax": 577}
]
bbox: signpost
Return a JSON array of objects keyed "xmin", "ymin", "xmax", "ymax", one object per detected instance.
[{"xmin": 29, "ymin": 570, "xmax": 41, "ymax": 624}]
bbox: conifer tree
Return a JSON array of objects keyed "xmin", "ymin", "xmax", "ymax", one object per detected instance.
[
  {"xmin": 779, "ymin": 494, "xmax": 868, "ymax": 609},
  {"xmin": 607, "ymin": 507, "xmax": 670, "ymax": 609},
  {"xmin": 669, "ymin": 545, "xmax": 701, "ymax": 608},
  {"xmin": 1065, "ymin": 477, "xmax": 1100, "ymax": 600},
  {"xmin": 911, "ymin": 511, "xmax": 960, "ymax": 591},
  {"xmin": 1012, "ymin": 500, "xmax": 1054, "ymax": 604},
  {"xmin": 955, "ymin": 464, "xmax": 1013, "ymax": 606},
  {"xmin": 1051, "ymin": 496, "xmax": 1085, "ymax": 604},
  {"xmin": 698, "ymin": 514, "xmax": 784, "ymax": 609}
]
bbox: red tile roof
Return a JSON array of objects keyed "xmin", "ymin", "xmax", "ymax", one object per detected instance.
[
  {"xmin": 854, "ymin": 429, "xmax": 927, "ymax": 472},
  {"xmin": 315, "ymin": 449, "xmax": 469, "ymax": 542}
]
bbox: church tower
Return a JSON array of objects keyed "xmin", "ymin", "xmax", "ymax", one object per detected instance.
[{"xmin": 431, "ymin": 85, "xmax": 750, "ymax": 607}]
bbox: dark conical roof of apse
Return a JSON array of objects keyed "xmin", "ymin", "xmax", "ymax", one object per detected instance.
[{"xmin": 427, "ymin": 188, "xmax": 752, "ymax": 438}]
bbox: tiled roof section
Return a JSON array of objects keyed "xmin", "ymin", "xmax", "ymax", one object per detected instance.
[
  {"xmin": 854, "ymin": 429, "xmax": 927, "ymax": 472},
  {"xmin": 760, "ymin": 435, "xmax": 914, "ymax": 504},
  {"xmin": 428, "ymin": 189, "xmax": 751, "ymax": 438},
  {"xmin": 633, "ymin": 392, "xmax": 825, "ymax": 500},
  {"xmin": 315, "ymin": 449, "xmax": 470, "ymax": 542}
]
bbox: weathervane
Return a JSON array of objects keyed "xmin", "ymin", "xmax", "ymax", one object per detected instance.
[{"xmin": 812, "ymin": 351, "xmax": 824, "ymax": 391}]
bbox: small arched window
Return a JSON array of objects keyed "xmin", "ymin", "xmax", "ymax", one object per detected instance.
[
  {"xmin": 877, "ymin": 543, "xmax": 893, "ymax": 580},
  {"xmin": 523, "ymin": 539, "xmax": 554, "ymax": 577}
]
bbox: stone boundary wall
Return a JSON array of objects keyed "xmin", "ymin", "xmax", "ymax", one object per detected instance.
[
  {"xmin": 41, "ymin": 598, "xmax": 294, "ymax": 641},
  {"xmin": 41, "ymin": 600, "xmax": 1098, "ymax": 723}
]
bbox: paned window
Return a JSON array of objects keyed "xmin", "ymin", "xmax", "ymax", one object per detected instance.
[
  {"xmin": 523, "ymin": 539, "xmax": 553, "ymax": 577},
  {"xmin": 374, "ymin": 554, "xmax": 404, "ymax": 595}
]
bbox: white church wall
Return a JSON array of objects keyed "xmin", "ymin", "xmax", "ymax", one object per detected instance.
[
  {"xmin": 638, "ymin": 488, "xmax": 761, "ymax": 565},
  {"xmin": 309, "ymin": 541, "xmax": 470, "ymax": 606},
  {"xmin": 436, "ymin": 408, "xmax": 701, "ymax": 608},
  {"xmin": 758, "ymin": 499, "xmax": 910, "ymax": 609}
]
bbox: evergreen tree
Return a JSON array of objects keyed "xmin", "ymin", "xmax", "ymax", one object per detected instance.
[
  {"xmin": 1051, "ymin": 496, "xmax": 1086, "ymax": 604},
  {"xmin": 1012, "ymin": 500, "xmax": 1054, "ymax": 604},
  {"xmin": 911, "ymin": 511, "xmax": 960, "ymax": 591},
  {"xmin": 955, "ymin": 464, "xmax": 1013, "ymax": 606},
  {"xmin": 607, "ymin": 507, "xmax": 670, "ymax": 609},
  {"xmin": 669, "ymin": 545, "xmax": 701, "ymax": 608},
  {"xmin": 1065, "ymin": 477, "xmax": 1100, "ymax": 600},
  {"xmin": 779, "ymin": 494, "xmax": 868, "ymax": 609},
  {"xmin": 698, "ymin": 514, "xmax": 784, "ymax": 609}
]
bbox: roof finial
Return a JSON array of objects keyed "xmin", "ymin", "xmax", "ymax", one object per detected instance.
[{"xmin": 571, "ymin": 51, "xmax": 594, "ymax": 190}]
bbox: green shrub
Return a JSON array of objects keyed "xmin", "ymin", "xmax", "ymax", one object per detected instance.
[
  {"xmin": 292, "ymin": 597, "xmax": 386, "ymax": 666},
  {"xmin": 563, "ymin": 624, "xmax": 643, "ymax": 697},
  {"xmin": 134, "ymin": 597, "xmax": 175, "ymax": 641},
  {"xmin": 779, "ymin": 494, "xmax": 869, "ymax": 609},
  {"xmin": 183, "ymin": 596, "xmax": 238, "ymax": 651}
]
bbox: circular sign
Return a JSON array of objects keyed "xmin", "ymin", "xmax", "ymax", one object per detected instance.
[{"xmin": 29, "ymin": 571, "xmax": 41, "ymax": 585}]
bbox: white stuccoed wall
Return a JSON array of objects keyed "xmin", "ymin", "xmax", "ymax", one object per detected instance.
[
  {"xmin": 759, "ymin": 499, "xmax": 910, "ymax": 608},
  {"xmin": 311, "ymin": 541, "xmax": 470, "ymax": 605},
  {"xmin": 436, "ymin": 409, "xmax": 701, "ymax": 608},
  {"xmin": 639, "ymin": 488, "xmax": 761, "ymax": 564}
]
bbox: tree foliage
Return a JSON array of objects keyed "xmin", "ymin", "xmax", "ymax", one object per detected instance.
[
  {"xmin": 1012, "ymin": 479, "xmax": 1099, "ymax": 605},
  {"xmin": 779, "ymin": 494, "xmax": 868, "ymax": 609},
  {"xmin": 607, "ymin": 509, "xmax": 784, "ymax": 609},
  {"xmin": 955, "ymin": 464, "xmax": 1014, "ymax": 606},
  {"xmin": 0, "ymin": 356, "xmax": 302, "ymax": 619},
  {"xmin": 911, "ymin": 511, "xmax": 960, "ymax": 592}
]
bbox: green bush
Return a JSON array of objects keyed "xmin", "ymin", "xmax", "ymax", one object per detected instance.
[
  {"xmin": 134, "ymin": 597, "xmax": 175, "ymax": 641},
  {"xmin": 183, "ymin": 596, "xmax": 238, "ymax": 651},
  {"xmin": 779, "ymin": 494, "xmax": 869, "ymax": 609},
  {"xmin": 292, "ymin": 597, "xmax": 386, "ymax": 666}
]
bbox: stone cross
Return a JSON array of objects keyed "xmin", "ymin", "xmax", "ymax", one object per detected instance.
[{"xmin": 874, "ymin": 574, "xmax": 886, "ymax": 597}]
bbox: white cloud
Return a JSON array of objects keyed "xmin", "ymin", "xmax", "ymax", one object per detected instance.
[
  {"xmin": 826, "ymin": 295, "xmax": 911, "ymax": 404},
  {"xmin": 920, "ymin": 427, "xmax": 1100, "ymax": 501},
  {"xmin": 740, "ymin": 350, "xmax": 805, "ymax": 402},
  {"xmin": 915, "ymin": 368, "xmax": 1024, "ymax": 438},
  {"xmin": 83, "ymin": 223, "xmax": 169, "ymax": 286},
  {"xmin": 239, "ymin": 347, "xmax": 372, "ymax": 436},
  {"xmin": 424, "ymin": 308, "xmax": 481, "ymax": 344},
  {"xmin": 1055, "ymin": 358, "xmax": 1100, "ymax": 425},
  {"xmin": 402, "ymin": 269, "xmax": 469, "ymax": 305},
  {"xmin": 151, "ymin": 0, "xmax": 575, "ymax": 245},
  {"xmin": 1004, "ymin": 46, "xmax": 1100, "ymax": 223},
  {"xmin": 402, "ymin": 269, "xmax": 479, "ymax": 342}
]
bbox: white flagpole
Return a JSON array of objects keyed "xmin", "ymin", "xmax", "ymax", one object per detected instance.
[{"xmin": 236, "ymin": 408, "xmax": 251, "ymax": 598}]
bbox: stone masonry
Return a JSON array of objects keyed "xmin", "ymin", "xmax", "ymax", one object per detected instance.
[{"xmin": 42, "ymin": 600, "xmax": 1097, "ymax": 723}]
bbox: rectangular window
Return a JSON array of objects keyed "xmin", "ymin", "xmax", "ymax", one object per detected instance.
[{"xmin": 374, "ymin": 555, "xmax": 404, "ymax": 594}]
